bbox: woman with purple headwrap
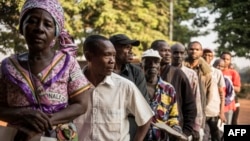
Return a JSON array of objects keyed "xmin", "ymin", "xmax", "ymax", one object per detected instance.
[{"xmin": 0, "ymin": 0, "xmax": 90, "ymax": 140}]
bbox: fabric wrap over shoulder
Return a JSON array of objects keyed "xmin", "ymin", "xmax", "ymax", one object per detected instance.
[{"xmin": 0, "ymin": 53, "xmax": 70, "ymax": 114}]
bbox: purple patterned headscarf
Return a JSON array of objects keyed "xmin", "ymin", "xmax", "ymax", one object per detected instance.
[{"xmin": 19, "ymin": 0, "xmax": 78, "ymax": 57}]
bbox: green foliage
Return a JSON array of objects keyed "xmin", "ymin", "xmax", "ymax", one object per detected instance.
[
  {"xmin": 79, "ymin": 0, "xmax": 172, "ymax": 51},
  {"xmin": 0, "ymin": 0, "xmax": 26, "ymax": 54},
  {"xmin": 0, "ymin": 0, "xmax": 210, "ymax": 57},
  {"xmin": 209, "ymin": 0, "xmax": 250, "ymax": 58}
]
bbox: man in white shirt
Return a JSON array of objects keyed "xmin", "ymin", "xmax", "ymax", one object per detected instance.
[{"xmin": 74, "ymin": 34, "xmax": 153, "ymax": 141}]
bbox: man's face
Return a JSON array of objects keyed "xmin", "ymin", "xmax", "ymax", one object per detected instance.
[
  {"xmin": 155, "ymin": 42, "xmax": 171, "ymax": 64},
  {"xmin": 203, "ymin": 52, "xmax": 214, "ymax": 64},
  {"xmin": 91, "ymin": 40, "xmax": 116, "ymax": 76},
  {"xmin": 215, "ymin": 60, "xmax": 225, "ymax": 71},
  {"xmin": 220, "ymin": 54, "xmax": 231, "ymax": 68},
  {"xmin": 171, "ymin": 46, "xmax": 185, "ymax": 66},
  {"xmin": 187, "ymin": 43, "xmax": 203, "ymax": 60},
  {"xmin": 142, "ymin": 57, "xmax": 161, "ymax": 77},
  {"xmin": 115, "ymin": 44, "xmax": 133, "ymax": 64}
]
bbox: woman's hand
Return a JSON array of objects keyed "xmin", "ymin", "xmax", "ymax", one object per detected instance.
[
  {"xmin": 17, "ymin": 126, "xmax": 42, "ymax": 140},
  {"xmin": 18, "ymin": 108, "xmax": 53, "ymax": 132}
]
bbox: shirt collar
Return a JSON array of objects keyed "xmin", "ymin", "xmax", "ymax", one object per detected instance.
[
  {"xmin": 120, "ymin": 64, "xmax": 129, "ymax": 74},
  {"xmin": 100, "ymin": 73, "xmax": 115, "ymax": 87},
  {"xmin": 82, "ymin": 65, "xmax": 115, "ymax": 87}
]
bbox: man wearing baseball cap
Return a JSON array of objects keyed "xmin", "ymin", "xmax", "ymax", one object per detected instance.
[
  {"xmin": 110, "ymin": 34, "xmax": 149, "ymax": 140},
  {"xmin": 141, "ymin": 49, "xmax": 182, "ymax": 141}
]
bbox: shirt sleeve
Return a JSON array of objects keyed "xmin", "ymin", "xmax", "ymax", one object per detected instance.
[
  {"xmin": 127, "ymin": 82, "xmax": 153, "ymax": 126},
  {"xmin": 67, "ymin": 57, "xmax": 91, "ymax": 98},
  {"xmin": 232, "ymin": 70, "xmax": 241, "ymax": 87}
]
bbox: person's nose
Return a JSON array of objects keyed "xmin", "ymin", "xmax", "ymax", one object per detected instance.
[
  {"xmin": 177, "ymin": 53, "xmax": 182, "ymax": 57},
  {"xmin": 35, "ymin": 22, "xmax": 45, "ymax": 33},
  {"xmin": 128, "ymin": 46, "xmax": 133, "ymax": 52},
  {"xmin": 110, "ymin": 56, "xmax": 115, "ymax": 64}
]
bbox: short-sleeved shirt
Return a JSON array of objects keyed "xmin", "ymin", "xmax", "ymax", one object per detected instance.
[
  {"xmin": 0, "ymin": 51, "xmax": 90, "ymax": 114},
  {"xmin": 222, "ymin": 69, "xmax": 241, "ymax": 112},
  {"xmin": 73, "ymin": 72, "xmax": 153, "ymax": 141},
  {"xmin": 205, "ymin": 67, "xmax": 225, "ymax": 117},
  {"xmin": 119, "ymin": 63, "xmax": 149, "ymax": 101},
  {"xmin": 222, "ymin": 69, "xmax": 241, "ymax": 88}
]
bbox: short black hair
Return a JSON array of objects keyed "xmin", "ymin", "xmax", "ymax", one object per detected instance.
[
  {"xmin": 150, "ymin": 40, "xmax": 167, "ymax": 50},
  {"xmin": 83, "ymin": 34, "xmax": 109, "ymax": 54},
  {"xmin": 220, "ymin": 51, "xmax": 232, "ymax": 58},
  {"xmin": 187, "ymin": 41, "xmax": 202, "ymax": 49},
  {"xmin": 213, "ymin": 59, "xmax": 223, "ymax": 68}
]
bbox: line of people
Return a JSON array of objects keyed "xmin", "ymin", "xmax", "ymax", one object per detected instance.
[{"xmin": 0, "ymin": 0, "xmax": 241, "ymax": 141}]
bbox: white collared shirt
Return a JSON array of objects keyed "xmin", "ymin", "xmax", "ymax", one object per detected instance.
[{"xmin": 74, "ymin": 72, "xmax": 153, "ymax": 141}]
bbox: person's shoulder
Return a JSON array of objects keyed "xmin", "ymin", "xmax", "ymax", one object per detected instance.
[
  {"xmin": 110, "ymin": 72, "xmax": 136, "ymax": 85},
  {"xmin": 182, "ymin": 66, "xmax": 197, "ymax": 74},
  {"xmin": 128, "ymin": 63, "xmax": 143, "ymax": 71},
  {"xmin": 213, "ymin": 67, "xmax": 222, "ymax": 74},
  {"xmin": 198, "ymin": 58, "xmax": 212, "ymax": 74},
  {"xmin": 171, "ymin": 66, "xmax": 187, "ymax": 77},
  {"xmin": 56, "ymin": 51, "xmax": 78, "ymax": 64},
  {"xmin": 127, "ymin": 63, "xmax": 145, "ymax": 78},
  {"xmin": 230, "ymin": 68, "xmax": 240, "ymax": 74},
  {"xmin": 159, "ymin": 77, "xmax": 175, "ymax": 88},
  {"xmin": 181, "ymin": 66, "xmax": 198, "ymax": 80},
  {"xmin": 1, "ymin": 53, "xmax": 27, "ymax": 65},
  {"xmin": 158, "ymin": 77, "xmax": 176, "ymax": 92},
  {"xmin": 58, "ymin": 50, "xmax": 73, "ymax": 59}
]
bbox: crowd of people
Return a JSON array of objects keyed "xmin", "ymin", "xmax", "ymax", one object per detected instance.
[{"xmin": 0, "ymin": 0, "xmax": 241, "ymax": 141}]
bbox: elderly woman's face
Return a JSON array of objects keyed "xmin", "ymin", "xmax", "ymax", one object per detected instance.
[{"xmin": 22, "ymin": 9, "xmax": 56, "ymax": 51}]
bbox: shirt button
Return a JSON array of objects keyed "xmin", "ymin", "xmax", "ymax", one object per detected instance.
[
  {"xmin": 93, "ymin": 108, "xmax": 97, "ymax": 113},
  {"xmin": 37, "ymin": 73, "xmax": 42, "ymax": 78}
]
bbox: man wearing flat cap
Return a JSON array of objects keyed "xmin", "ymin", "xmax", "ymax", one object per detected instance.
[
  {"xmin": 141, "ymin": 49, "xmax": 182, "ymax": 141},
  {"xmin": 110, "ymin": 34, "xmax": 150, "ymax": 140}
]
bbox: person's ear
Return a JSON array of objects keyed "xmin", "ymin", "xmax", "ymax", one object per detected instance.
[{"xmin": 84, "ymin": 51, "xmax": 92, "ymax": 61}]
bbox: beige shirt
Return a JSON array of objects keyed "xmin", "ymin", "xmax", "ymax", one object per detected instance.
[
  {"xmin": 205, "ymin": 67, "xmax": 225, "ymax": 117},
  {"xmin": 74, "ymin": 72, "xmax": 153, "ymax": 141}
]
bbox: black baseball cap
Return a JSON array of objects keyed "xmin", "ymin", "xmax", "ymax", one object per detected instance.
[{"xmin": 109, "ymin": 34, "xmax": 140, "ymax": 46}]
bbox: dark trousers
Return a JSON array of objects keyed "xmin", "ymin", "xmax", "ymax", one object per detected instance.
[
  {"xmin": 203, "ymin": 117, "xmax": 221, "ymax": 141},
  {"xmin": 232, "ymin": 96, "xmax": 240, "ymax": 125}
]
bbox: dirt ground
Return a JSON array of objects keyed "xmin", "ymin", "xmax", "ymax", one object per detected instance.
[{"xmin": 238, "ymin": 98, "xmax": 250, "ymax": 124}]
